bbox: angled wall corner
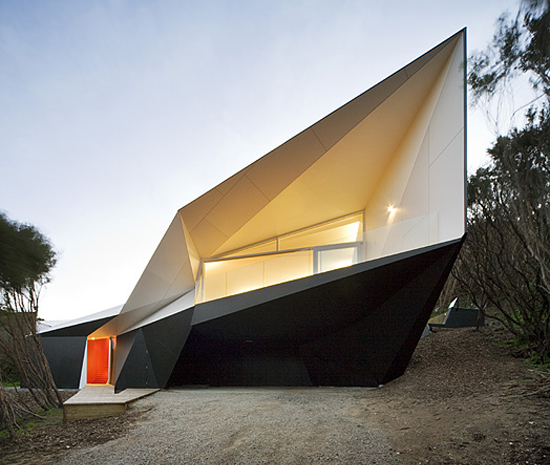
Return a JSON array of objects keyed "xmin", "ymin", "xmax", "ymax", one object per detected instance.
[
  {"xmin": 91, "ymin": 213, "xmax": 196, "ymax": 338},
  {"xmin": 114, "ymin": 308, "xmax": 194, "ymax": 391},
  {"xmin": 41, "ymin": 30, "xmax": 467, "ymax": 390},
  {"xmin": 365, "ymin": 31, "xmax": 465, "ymax": 260},
  {"xmin": 113, "ymin": 29, "xmax": 466, "ymax": 324},
  {"xmin": 202, "ymin": 31, "xmax": 466, "ymax": 262}
]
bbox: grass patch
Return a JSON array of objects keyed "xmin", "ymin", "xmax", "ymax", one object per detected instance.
[
  {"xmin": 23, "ymin": 407, "xmax": 63, "ymax": 432},
  {"xmin": 525, "ymin": 352, "xmax": 550, "ymax": 370},
  {"xmin": 1, "ymin": 376, "xmax": 20, "ymax": 388},
  {"xmin": 0, "ymin": 407, "xmax": 63, "ymax": 439},
  {"xmin": 496, "ymin": 334, "xmax": 550, "ymax": 371},
  {"xmin": 0, "ymin": 407, "xmax": 64, "ymax": 465}
]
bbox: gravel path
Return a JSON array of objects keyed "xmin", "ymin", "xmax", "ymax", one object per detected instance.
[{"xmin": 56, "ymin": 388, "xmax": 401, "ymax": 465}]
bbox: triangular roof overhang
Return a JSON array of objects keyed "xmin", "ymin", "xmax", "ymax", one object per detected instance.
[
  {"xmin": 90, "ymin": 29, "xmax": 466, "ymax": 339},
  {"xmin": 180, "ymin": 30, "xmax": 464, "ymax": 258}
]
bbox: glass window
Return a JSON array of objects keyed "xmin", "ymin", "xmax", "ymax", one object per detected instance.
[
  {"xmin": 279, "ymin": 213, "xmax": 362, "ymax": 250},
  {"xmin": 227, "ymin": 261, "xmax": 264, "ymax": 296},
  {"xmin": 202, "ymin": 272, "xmax": 227, "ymax": 302},
  {"xmin": 265, "ymin": 250, "xmax": 312, "ymax": 287},
  {"xmin": 221, "ymin": 239, "xmax": 277, "ymax": 258},
  {"xmin": 197, "ymin": 212, "xmax": 365, "ymax": 303},
  {"xmin": 318, "ymin": 246, "xmax": 359, "ymax": 273},
  {"xmin": 200, "ymin": 251, "xmax": 313, "ymax": 303}
]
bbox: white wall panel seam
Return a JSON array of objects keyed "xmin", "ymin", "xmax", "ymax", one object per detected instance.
[{"xmin": 427, "ymin": 128, "xmax": 464, "ymax": 168}]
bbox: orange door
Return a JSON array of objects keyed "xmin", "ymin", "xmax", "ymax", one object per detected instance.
[{"xmin": 87, "ymin": 338, "xmax": 110, "ymax": 384}]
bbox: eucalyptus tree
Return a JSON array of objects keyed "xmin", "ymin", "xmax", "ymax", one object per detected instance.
[{"xmin": 451, "ymin": 0, "xmax": 550, "ymax": 362}]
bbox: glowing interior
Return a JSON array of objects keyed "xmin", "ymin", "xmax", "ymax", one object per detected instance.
[
  {"xmin": 196, "ymin": 213, "xmax": 364, "ymax": 303},
  {"xmin": 88, "ymin": 32, "xmax": 466, "ymax": 341}
]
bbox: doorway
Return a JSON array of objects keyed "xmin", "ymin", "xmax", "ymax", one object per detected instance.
[{"xmin": 86, "ymin": 338, "xmax": 111, "ymax": 384}]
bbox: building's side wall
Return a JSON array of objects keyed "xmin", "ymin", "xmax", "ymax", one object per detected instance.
[
  {"xmin": 169, "ymin": 239, "xmax": 462, "ymax": 387},
  {"xmin": 41, "ymin": 336, "xmax": 86, "ymax": 389},
  {"xmin": 114, "ymin": 308, "xmax": 194, "ymax": 391},
  {"xmin": 365, "ymin": 35, "xmax": 465, "ymax": 260},
  {"xmin": 91, "ymin": 213, "xmax": 195, "ymax": 338},
  {"xmin": 65, "ymin": 31, "xmax": 466, "ymax": 391}
]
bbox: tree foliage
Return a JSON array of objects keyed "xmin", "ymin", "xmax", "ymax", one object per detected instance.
[
  {"xmin": 0, "ymin": 212, "xmax": 56, "ymax": 313},
  {"xmin": 453, "ymin": 112, "xmax": 550, "ymax": 359},
  {"xmin": 0, "ymin": 212, "xmax": 62, "ymax": 437},
  {"xmin": 451, "ymin": 0, "xmax": 550, "ymax": 363},
  {"xmin": 469, "ymin": 0, "xmax": 550, "ymax": 104}
]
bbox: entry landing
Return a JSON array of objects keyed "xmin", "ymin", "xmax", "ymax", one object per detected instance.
[{"xmin": 63, "ymin": 385, "xmax": 158, "ymax": 422}]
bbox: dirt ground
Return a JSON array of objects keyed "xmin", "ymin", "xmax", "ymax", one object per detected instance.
[
  {"xmin": 1, "ymin": 326, "xmax": 549, "ymax": 464},
  {"xmin": 367, "ymin": 327, "xmax": 550, "ymax": 464}
]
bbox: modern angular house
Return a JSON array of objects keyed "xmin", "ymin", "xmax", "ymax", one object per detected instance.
[{"xmin": 41, "ymin": 30, "xmax": 467, "ymax": 390}]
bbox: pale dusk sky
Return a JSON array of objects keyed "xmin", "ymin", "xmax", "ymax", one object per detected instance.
[{"xmin": 0, "ymin": 0, "xmax": 523, "ymax": 321}]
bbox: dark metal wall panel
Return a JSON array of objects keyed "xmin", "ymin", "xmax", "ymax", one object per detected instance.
[
  {"xmin": 300, "ymin": 240, "xmax": 463, "ymax": 386},
  {"xmin": 167, "ymin": 337, "xmax": 312, "ymax": 386},
  {"xmin": 168, "ymin": 239, "xmax": 463, "ymax": 387},
  {"xmin": 40, "ymin": 336, "xmax": 86, "ymax": 389},
  {"xmin": 114, "ymin": 329, "xmax": 157, "ymax": 391},
  {"xmin": 443, "ymin": 308, "xmax": 484, "ymax": 328},
  {"xmin": 113, "ymin": 330, "xmax": 137, "ymax": 382},
  {"xmin": 40, "ymin": 316, "xmax": 115, "ymax": 338},
  {"xmin": 45, "ymin": 239, "xmax": 463, "ymax": 389},
  {"xmin": 114, "ymin": 309, "xmax": 194, "ymax": 391},
  {"xmin": 141, "ymin": 308, "xmax": 194, "ymax": 388},
  {"xmin": 382, "ymin": 241, "xmax": 463, "ymax": 383}
]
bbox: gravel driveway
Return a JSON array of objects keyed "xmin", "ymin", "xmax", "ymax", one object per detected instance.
[{"xmin": 56, "ymin": 387, "xmax": 401, "ymax": 465}]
